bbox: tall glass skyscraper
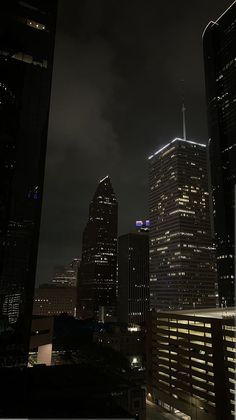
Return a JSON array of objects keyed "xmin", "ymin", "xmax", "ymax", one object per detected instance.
[
  {"xmin": 77, "ymin": 176, "xmax": 118, "ymax": 321},
  {"xmin": 148, "ymin": 138, "xmax": 216, "ymax": 311},
  {"xmin": 203, "ymin": 2, "xmax": 236, "ymax": 307},
  {"xmin": 0, "ymin": 1, "xmax": 57, "ymax": 366}
]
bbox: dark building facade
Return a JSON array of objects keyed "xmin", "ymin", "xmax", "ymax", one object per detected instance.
[
  {"xmin": 77, "ymin": 176, "xmax": 118, "ymax": 321},
  {"xmin": 203, "ymin": 2, "xmax": 236, "ymax": 307},
  {"xmin": 148, "ymin": 138, "xmax": 216, "ymax": 311},
  {"xmin": 118, "ymin": 232, "xmax": 149, "ymax": 325},
  {"xmin": 33, "ymin": 285, "xmax": 77, "ymax": 317},
  {"xmin": 0, "ymin": 1, "xmax": 57, "ymax": 366}
]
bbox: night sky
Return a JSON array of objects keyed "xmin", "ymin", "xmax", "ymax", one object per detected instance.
[{"xmin": 36, "ymin": 0, "xmax": 232, "ymax": 285}]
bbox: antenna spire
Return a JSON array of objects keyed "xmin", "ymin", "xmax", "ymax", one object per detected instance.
[{"xmin": 181, "ymin": 80, "xmax": 186, "ymax": 140}]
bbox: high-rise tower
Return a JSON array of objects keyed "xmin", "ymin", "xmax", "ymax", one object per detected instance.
[
  {"xmin": 0, "ymin": 1, "xmax": 57, "ymax": 366},
  {"xmin": 203, "ymin": 2, "xmax": 236, "ymax": 307},
  {"xmin": 118, "ymin": 231, "xmax": 149, "ymax": 325},
  {"xmin": 148, "ymin": 138, "xmax": 216, "ymax": 311},
  {"xmin": 77, "ymin": 176, "xmax": 118, "ymax": 321}
]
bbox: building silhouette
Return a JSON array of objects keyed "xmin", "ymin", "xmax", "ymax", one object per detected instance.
[
  {"xmin": 0, "ymin": 1, "xmax": 57, "ymax": 366},
  {"xmin": 118, "ymin": 232, "xmax": 149, "ymax": 325},
  {"xmin": 148, "ymin": 138, "xmax": 216, "ymax": 311},
  {"xmin": 77, "ymin": 176, "xmax": 118, "ymax": 321},
  {"xmin": 203, "ymin": 2, "xmax": 236, "ymax": 307}
]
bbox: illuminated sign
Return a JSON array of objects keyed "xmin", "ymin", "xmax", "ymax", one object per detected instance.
[{"xmin": 136, "ymin": 220, "xmax": 150, "ymax": 229}]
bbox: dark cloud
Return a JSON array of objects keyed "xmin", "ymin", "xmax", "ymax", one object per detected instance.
[{"xmin": 36, "ymin": 0, "xmax": 232, "ymax": 284}]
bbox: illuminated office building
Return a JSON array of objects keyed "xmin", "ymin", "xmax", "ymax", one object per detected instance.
[
  {"xmin": 147, "ymin": 307, "xmax": 236, "ymax": 420},
  {"xmin": 148, "ymin": 138, "xmax": 216, "ymax": 310},
  {"xmin": 118, "ymin": 232, "xmax": 149, "ymax": 325},
  {"xmin": 77, "ymin": 176, "xmax": 118, "ymax": 321},
  {"xmin": 0, "ymin": 1, "xmax": 57, "ymax": 366},
  {"xmin": 203, "ymin": 2, "xmax": 236, "ymax": 307}
]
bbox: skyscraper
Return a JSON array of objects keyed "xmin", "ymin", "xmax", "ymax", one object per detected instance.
[
  {"xmin": 203, "ymin": 2, "xmax": 236, "ymax": 307},
  {"xmin": 0, "ymin": 1, "xmax": 57, "ymax": 366},
  {"xmin": 148, "ymin": 138, "xmax": 216, "ymax": 311},
  {"xmin": 118, "ymin": 232, "xmax": 149, "ymax": 325},
  {"xmin": 77, "ymin": 176, "xmax": 118, "ymax": 321}
]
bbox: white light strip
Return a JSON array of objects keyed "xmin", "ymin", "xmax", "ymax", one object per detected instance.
[
  {"xmin": 99, "ymin": 175, "xmax": 109, "ymax": 183},
  {"xmin": 169, "ymin": 209, "xmax": 195, "ymax": 215},
  {"xmin": 202, "ymin": 21, "xmax": 217, "ymax": 39},
  {"xmin": 216, "ymin": 1, "xmax": 236, "ymax": 23},
  {"xmin": 148, "ymin": 142, "xmax": 170, "ymax": 160},
  {"xmin": 202, "ymin": 1, "xmax": 236, "ymax": 39},
  {"xmin": 148, "ymin": 137, "xmax": 206, "ymax": 160}
]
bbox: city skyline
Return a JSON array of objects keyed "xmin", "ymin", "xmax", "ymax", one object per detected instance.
[
  {"xmin": 36, "ymin": 0, "xmax": 232, "ymax": 285},
  {"xmin": 0, "ymin": 1, "xmax": 235, "ymax": 419}
]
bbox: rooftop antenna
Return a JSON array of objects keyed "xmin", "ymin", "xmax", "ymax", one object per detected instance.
[{"xmin": 181, "ymin": 79, "xmax": 186, "ymax": 140}]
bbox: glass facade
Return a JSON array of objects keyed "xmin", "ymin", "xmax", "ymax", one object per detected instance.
[
  {"xmin": 0, "ymin": 1, "xmax": 57, "ymax": 366},
  {"xmin": 77, "ymin": 176, "xmax": 118, "ymax": 321},
  {"xmin": 203, "ymin": 2, "xmax": 236, "ymax": 307}
]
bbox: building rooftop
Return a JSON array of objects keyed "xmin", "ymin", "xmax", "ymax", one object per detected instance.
[
  {"xmin": 156, "ymin": 306, "xmax": 236, "ymax": 320},
  {"xmin": 148, "ymin": 137, "xmax": 206, "ymax": 160}
]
